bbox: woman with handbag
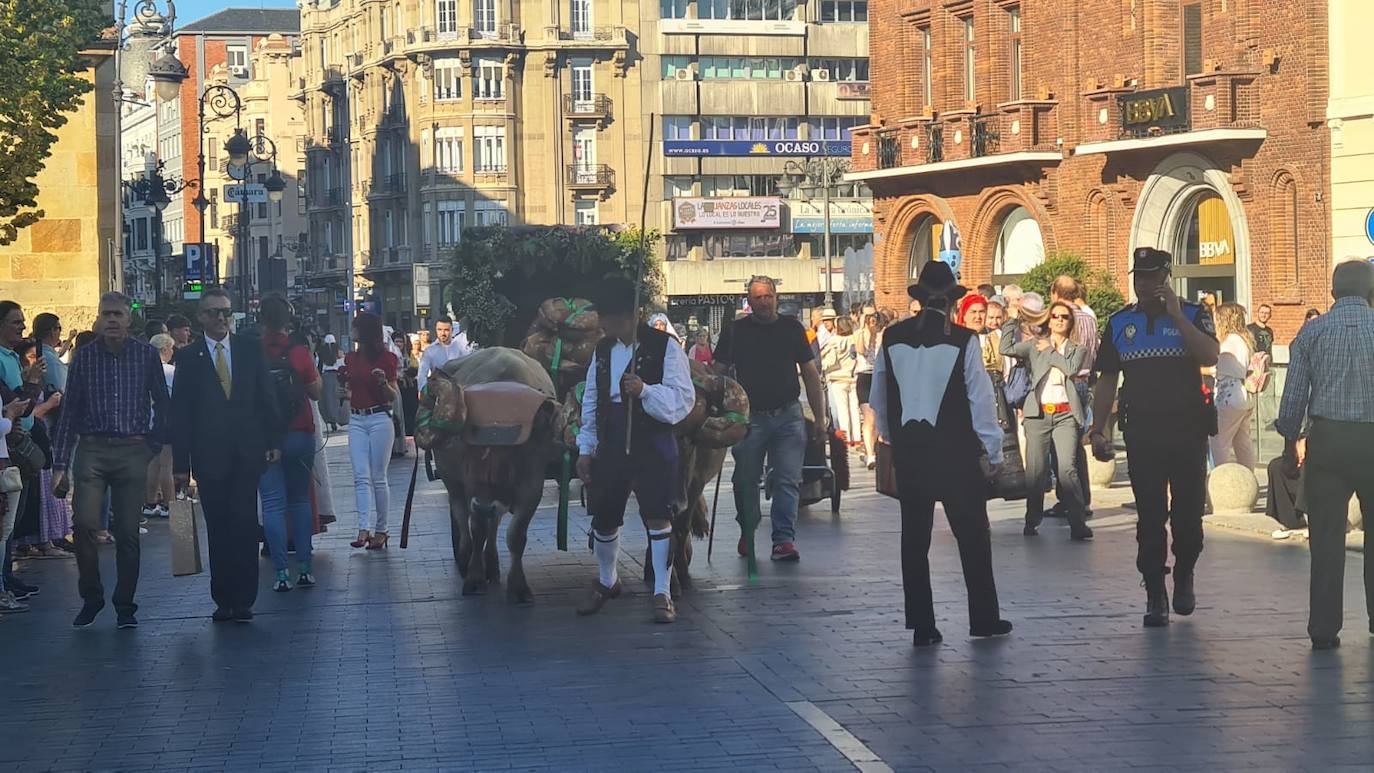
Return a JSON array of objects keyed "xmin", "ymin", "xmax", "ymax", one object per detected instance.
[
  {"xmin": 1001, "ymin": 301, "xmax": 1093, "ymax": 541},
  {"xmin": 1210, "ymin": 303, "xmax": 1257, "ymax": 469},
  {"xmin": 342, "ymin": 313, "xmax": 399, "ymax": 550}
]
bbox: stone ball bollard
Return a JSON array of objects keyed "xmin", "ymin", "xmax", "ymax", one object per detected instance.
[
  {"xmin": 1350, "ymin": 495, "xmax": 1365, "ymax": 532},
  {"xmin": 1207, "ymin": 463, "xmax": 1259, "ymax": 514},
  {"xmin": 1087, "ymin": 456, "xmax": 1116, "ymax": 488}
]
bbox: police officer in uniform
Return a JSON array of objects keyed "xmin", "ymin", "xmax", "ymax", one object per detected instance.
[{"xmin": 1089, "ymin": 248, "xmax": 1219, "ymax": 627}]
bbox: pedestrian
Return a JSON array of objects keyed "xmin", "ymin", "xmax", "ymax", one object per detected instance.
[
  {"xmin": 1002, "ymin": 301, "xmax": 1092, "ymax": 540},
  {"xmin": 986, "ymin": 298, "xmax": 1006, "ymax": 331},
  {"xmin": 0, "ymin": 395, "xmax": 32, "ymax": 611},
  {"xmin": 1211, "ymin": 303, "xmax": 1256, "ymax": 469},
  {"xmin": 9, "ymin": 338, "xmax": 66, "ymax": 560},
  {"xmin": 32, "ymin": 313, "xmax": 66, "ymax": 393},
  {"xmin": 167, "ymin": 314, "xmax": 193, "ymax": 350},
  {"xmin": 0, "ymin": 301, "xmax": 48, "ymax": 604},
  {"xmin": 142, "ymin": 334, "xmax": 177, "ymax": 519},
  {"xmin": 1049, "ymin": 276, "xmax": 1099, "ymax": 516},
  {"xmin": 142, "ymin": 320, "xmax": 167, "ymax": 342},
  {"xmin": 976, "ymin": 283, "xmax": 996, "ymax": 299},
  {"xmin": 713, "ymin": 276, "xmax": 827, "ymax": 562},
  {"xmin": 171, "ymin": 288, "xmax": 282, "ymax": 623},
  {"xmin": 1247, "ymin": 303, "xmax": 1274, "ymax": 356},
  {"xmin": 383, "ymin": 327, "xmax": 409, "ymax": 457},
  {"xmin": 417, "ymin": 316, "xmax": 474, "ymax": 392},
  {"xmin": 575, "ymin": 278, "xmax": 696, "ymax": 623},
  {"xmin": 1089, "ymin": 247, "xmax": 1219, "ymax": 628},
  {"xmin": 51, "ymin": 292, "xmax": 171, "ymax": 629},
  {"xmin": 317, "ymin": 333, "xmax": 344, "ymax": 431},
  {"xmin": 258, "ymin": 296, "xmax": 322, "ymax": 593},
  {"xmin": 392, "ymin": 329, "xmax": 419, "ymax": 445},
  {"xmin": 820, "ymin": 316, "xmax": 860, "ymax": 447},
  {"xmin": 855, "ymin": 306, "xmax": 885, "ymax": 469},
  {"xmin": 1276, "ymin": 259, "xmax": 1374, "ymax": 650},
  {"xmin": 870, "ymin": 261, "xmax": 1012, "ymax": 646},
  {"xmin": 1265, "ymin": 432, "xmax": 1307, "ymax": 539},
  {"xmin": 342, "ymin": 312, "xmax": 398, "ymax": 550},
  {"xmin": 1002, "ymin": 284, "xmax": 1024, "ymax": 321},
  {"xmin": 688, "ymin": 328, "xmax": 714, "ymax": 365}
]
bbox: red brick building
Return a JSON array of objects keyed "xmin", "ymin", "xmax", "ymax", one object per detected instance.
[{"xmin": 850, "ymin": 0, "xmax": 1329, "ymax": 339}]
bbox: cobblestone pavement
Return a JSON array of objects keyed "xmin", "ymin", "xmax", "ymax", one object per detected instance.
[{"xmin": 1, "ymin": 435, "xmax": 1371, "ymax": 772}]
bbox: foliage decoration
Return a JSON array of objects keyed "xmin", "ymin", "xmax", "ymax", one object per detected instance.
[
  {"xmin": 0, "ymin": 0, "xmax": 110, "ymax": 244},
  {"xmin": 1019, "ymin": 251, "xmax": 1127, "ymax": 334},
  {"xmin": 446, "ymin": 225, "xmax": 663, "ymax": 347}
]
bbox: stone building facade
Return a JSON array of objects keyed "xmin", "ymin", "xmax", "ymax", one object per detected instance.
[
  {"xmin": 851, "ymin": 0, "xmax": 1330, "ymax": 340},
  {"xmin": 0, "ymin": 43, "xmax": 118, "ymax": 329}
]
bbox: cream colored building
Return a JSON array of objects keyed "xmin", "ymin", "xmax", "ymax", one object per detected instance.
[
  {"xmin": 200, "ymin": 33, "xmax": 309, "ymax": 300},
  {"xmin": 0, "ymin": 42, "xmax": 119, "ymax": 328},
  {"xmin": 296, "ymin": 0, "xmax": 869, "ymax": 335},
  {"xmin": 1329, "ymin": 0, "xmax": 1374, "ymax": 262}
]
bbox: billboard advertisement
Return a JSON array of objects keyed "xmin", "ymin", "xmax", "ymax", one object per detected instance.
[
  {"xmin": 663, "ymin": 140, "xmax": 851, "ymax": 157},
  {"xmin": 673, "ymin": 197, "xmax": 782, "ymax": 230}
]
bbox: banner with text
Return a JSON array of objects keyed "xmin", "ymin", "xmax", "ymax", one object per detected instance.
[
  {"xmin": 673, "ymin": 197, "xmax": 782, "ymax": 230},
  {"xmin": 663, "ymin": 140, "xmax": 851, "ymax": 157}
]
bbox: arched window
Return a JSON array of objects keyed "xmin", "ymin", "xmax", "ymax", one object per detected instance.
[
  {"xmin": 1087, "ymin": 192, "xmax": 1110, "ymax": 266},
  {"xmin": 1272, "ymin": 172, "xmax": 1298, "ymax": 285},
  {"xmin": 991, "ymin": 206, "xmax": 1044, "ymax": 285},
  {"xmin": 907, "ymin": 215, "xmax": 939, "ymax": 279}
]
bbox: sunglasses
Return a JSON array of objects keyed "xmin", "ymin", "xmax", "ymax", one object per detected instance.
[
  {"xmin": 1050, "ymin": 313, "xmax": 1072, "ymax": 320},
  {"xmin": 201, "ymin": 308, "xmax": 234, "ymax": 319}
]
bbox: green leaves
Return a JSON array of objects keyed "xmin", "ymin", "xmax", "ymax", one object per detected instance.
[
  {"xmin": 445, "ymin": 225, "xmax": 662, "ymax": 347},
  {"xmin": 0, "ymin": 0, "xmax": 109, "ymax": 244},
  {"xmin": 1019, "ymin": 251, "xmax": 1126, "ymax": 334}
]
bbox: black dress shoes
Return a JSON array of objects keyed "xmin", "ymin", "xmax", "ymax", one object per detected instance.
[
  {"xmin": 1311, "ymin": 636, "xmax": 1341, "ymax": 650},
  {"xmin": 212, "ymin": 607, "xmax": 234, "ymax": 622},
  {"xmin": 233, "ymin": 608, "xmax": 254, "ymax": 623},
  {"xmin": 970, "ymin": 620, "xmax": 1013, "ymax": 638},
  {"xmin": 912, "ymin": 628, "xmax": 943, "ymax": 647},
  {"xmin": 72, "ymin": 602, "xmax": 105, "ymax": 628}
]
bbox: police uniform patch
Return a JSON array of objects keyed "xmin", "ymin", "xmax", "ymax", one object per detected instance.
[{"xmin": 1124, "ymin": 323, "xmax": 1137, "ymax": 344}]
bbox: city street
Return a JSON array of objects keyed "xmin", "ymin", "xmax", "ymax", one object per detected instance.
[{"xmin": 2, "ymin": 436, "xmax": 1371, "ymax": 772}]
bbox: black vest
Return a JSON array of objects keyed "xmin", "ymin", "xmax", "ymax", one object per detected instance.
[
  {"xmin": 595, "ymin": 325, "xmax": 672, "ymax": 441},
  {"xmin": 880, "ymin": 311, "xmax": 982, "ymax": 498}
]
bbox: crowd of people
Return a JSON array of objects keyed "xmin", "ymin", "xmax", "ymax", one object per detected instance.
[{"xmin": 3, "ymin": 252, "xmax": 1368, "ymax": 650}]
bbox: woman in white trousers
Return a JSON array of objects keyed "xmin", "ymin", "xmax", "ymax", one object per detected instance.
[
  {"xmin": 1210, "ymin": 303, "xmax": 1256, "ymax": 469},
  {"xmin": 342, "ymin": 313, "xmax": 400, "ymax": 549}
]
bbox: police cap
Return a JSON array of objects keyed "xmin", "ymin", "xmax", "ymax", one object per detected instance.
[{"xmin": 1130, "ymin": 247, "xmax": 1172, "ymax": 274}]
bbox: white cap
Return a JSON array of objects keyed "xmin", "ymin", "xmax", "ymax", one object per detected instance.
[{"xmin": 323, "ymin": 334, "xmax": 337, "ymax": 344}]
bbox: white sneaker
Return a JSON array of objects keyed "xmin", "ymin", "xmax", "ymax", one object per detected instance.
[
  {"xmin": 0, "ymin": 591, "xmax": 30, "ymax": 614},
  {"xmin": 1271, "ymin": 529, "xmax": 1292, "ymax": 540}
]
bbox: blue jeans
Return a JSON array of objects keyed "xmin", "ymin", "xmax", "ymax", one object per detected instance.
[
  {"xmin": 732, "ymin": 401, "xmax": 806, "ymax": 545},
  {"xmin": 259, "ymin": 431, "xmax": 317, "ymax": 573}
]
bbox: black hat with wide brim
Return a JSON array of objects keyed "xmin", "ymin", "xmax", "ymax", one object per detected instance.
[{"xmin": 908, "ymin": 260, "xmax": 969, "ymax": 304}]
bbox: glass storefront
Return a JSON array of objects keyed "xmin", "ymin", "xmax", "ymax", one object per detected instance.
[
  {"xmin": 992, "ymin": 206, "xmax": 1045, "ymax": 285},
  {"xmin": 1173, "ymin": 189, "xmax": 1237, "ymax": 305},
  {"xmin": 906, "ymin": 215, "xmax": 941, "ymax": 279}
]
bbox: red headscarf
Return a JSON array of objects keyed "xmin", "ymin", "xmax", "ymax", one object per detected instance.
[{"xmin": 956, "ymin": 294, "xmax": 987, "ymax": 327}]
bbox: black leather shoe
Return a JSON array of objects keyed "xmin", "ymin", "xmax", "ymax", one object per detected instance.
[
  {"xmin": 912, "ymin": 629, "xmax": 943, "ymax": 647},
  {"xmin": 970, "ymin": 620, "xmax": 1013, "ymax": 638},
  {"xmin": 1023, "ymin": 524, "xmax": 1039, "ymax": 536},
  {"xmin": 72, "ymin": 601, "xmax": 105, "ymax": 628},
  {"xmin": 116, "ymin": 613, "xmax": 138, "ymax": 629},
  {"xmin": 1173, "ymin": 572, "xmax": 1196, "ymax": 616},
  {"xmin": 212, "ymin": 607, "xmax": 234, "ymax": 622},
  {"xmin": 233, "ymin": 608, "xmax": 254, "ymax": 623},
  {"xmin": 1070, "ymin": 526, "xmax": 1094, "ymax": 541},
  {"xmin": 1144, "ymin": 589, "xmax": 1170, "ymax": 627},
  {"xmin": 1312, "ymin": 636, "xmax": 1341, "ymax": 650}
]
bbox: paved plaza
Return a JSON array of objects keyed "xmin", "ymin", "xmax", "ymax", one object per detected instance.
[{"xmin": 1, "ymin": 435, "xmax": 1371, "ymax": 772}]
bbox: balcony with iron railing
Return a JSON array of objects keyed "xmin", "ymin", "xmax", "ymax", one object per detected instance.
[
  {"xmin": 1078, "ymin": 71, "xmax": 1263, "ymax": 152},
  {"xmin": 562, "ymin": 93, "xmax": 612, "ymax": 121},
  {"xmin": 408, "ymin": 24, "xmax": 522, "ymax": 48},
  {"xmin": 368, "ymin": 174, "xmax": 407, "ymax": 198},
  {"xmin": 366, "ymin": 246, "xmax": 414, "ymax": 271},
  {"xmin": 850, "ymin": 107, "xmax": 1063, "ymax": 182},
  {"xmin": 566, "ymin": 164, "xmax": 614, "ymax": 190}
]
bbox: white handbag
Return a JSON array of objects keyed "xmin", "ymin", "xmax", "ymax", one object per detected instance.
[{"xmin": 0, "ymin": 465, "xmax": 22, "ymax": 494}]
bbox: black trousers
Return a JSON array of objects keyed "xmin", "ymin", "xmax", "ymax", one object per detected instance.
[
  {"xmin": 72, "ymin": 437, "xmax": 152, "ymax": 615},
  {"xmin": 198, "ymin": 460, "xmax": 262, "ymax": 611},
  {"xmin": 1125, "ymin": 425, "xmax": 1208, "ymax": 589},
  {"xmin": 899, "ymin": 482, "xmax": 1001, "ymax": 633},
  {"xmin": 589, "ymin": 404, "xmax": 677, "ymax": 533}
]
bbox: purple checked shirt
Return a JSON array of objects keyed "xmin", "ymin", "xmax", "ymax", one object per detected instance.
[{"xmin": 52, "ymin": 337, "xmax": 171, "ymax": 471}]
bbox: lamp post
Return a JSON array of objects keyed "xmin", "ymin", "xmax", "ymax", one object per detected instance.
[
  {"xmin": 123, "ymin": 161, "xmax": 198, "ymax": 310},
  {"xmin": 223, "ymin": 130, "xmax": 285, "ymax": 311},
  {"xmin": 777, "ymin": 157, "xmax": 851, "ymax": 309}
]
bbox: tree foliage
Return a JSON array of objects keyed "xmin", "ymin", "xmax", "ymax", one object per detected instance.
[
  {"xmin": 1019, "ymin": 251, "xmax": 1127, "ymax": 333},
  {"xmin": 445, "ymin": 225, "xmax": 663, "ymax": 347},
  {"xmin": 0, "ymin": 0, "xmax": 109, "ymax": 245}
]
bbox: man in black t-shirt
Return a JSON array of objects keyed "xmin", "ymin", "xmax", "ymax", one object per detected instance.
[
  {"xmin": 714, "ymin": 277, "xmax": 827, "ymax": 563},
  {"xmin": 1247, "ymin": 303, "xmax": 1274, "ymax": 356}
]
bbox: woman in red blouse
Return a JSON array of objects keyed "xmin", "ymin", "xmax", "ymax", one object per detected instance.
[{"xmin": 342, "ymin": 313, "xmax": 399, "ymax": 549}]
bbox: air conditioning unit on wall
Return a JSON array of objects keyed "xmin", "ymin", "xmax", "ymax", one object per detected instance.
[
  {"xmin": 813, "ymin": 69, "xmax": 831, "ymax": 82},
  {"xmin": 674, "ymin": 68, "xmax": 694, "ymax": 81},
  {"xmin": 230, "ymin": 65, "xmax": 248, "ymax": 78},
  {"xmin": 784, "ymin": 69, "xmax": 803, "ymax": 82}
]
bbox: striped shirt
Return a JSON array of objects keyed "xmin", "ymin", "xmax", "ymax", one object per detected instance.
[
  {"xmin": 1277, "ymin": 296, "xmax": 1374, "ymax": 440},
  {"xmin": 51, "ymin": 337, "xmax": 171, "ymax": 470}
]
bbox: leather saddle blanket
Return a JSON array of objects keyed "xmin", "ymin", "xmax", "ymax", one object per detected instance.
[{"xmin": 461, "ymin": 382, "xmax": 550, "ymax": 446}]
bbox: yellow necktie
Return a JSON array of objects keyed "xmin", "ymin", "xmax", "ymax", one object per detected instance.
[{"xmin": 214, "ymin": 342, "xmax": 232, "ymax": 399}]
